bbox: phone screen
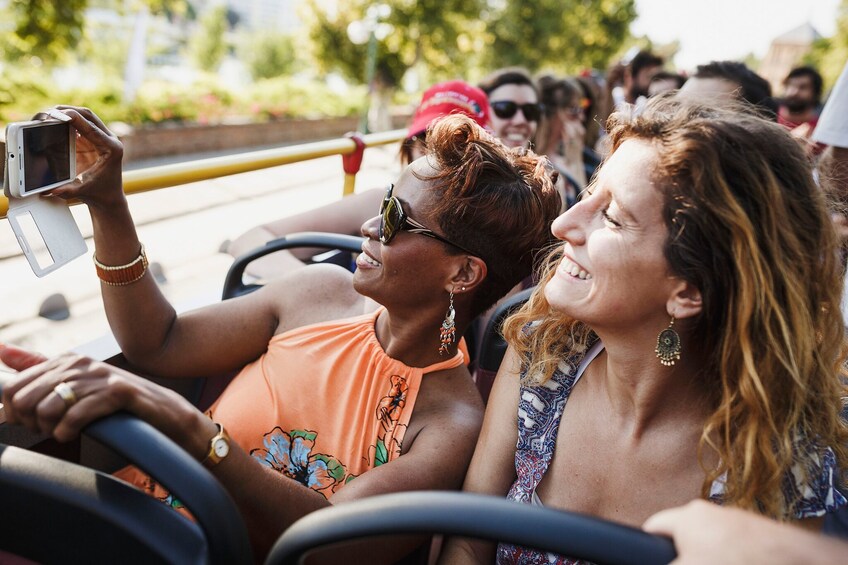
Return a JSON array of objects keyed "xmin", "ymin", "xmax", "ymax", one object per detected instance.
[{"xmin": 22, "ymin": 122, "xmax": 72, "ymax": 194}]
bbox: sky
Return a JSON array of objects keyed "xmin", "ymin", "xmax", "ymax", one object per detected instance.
[{"xmin": 631, "ymin": 0, "xmax": 841, "ymax": 71}]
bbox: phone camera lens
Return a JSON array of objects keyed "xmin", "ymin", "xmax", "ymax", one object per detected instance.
[{"xmin": 9, "ymin": 154, "xmax": 13, "ymax": 159}]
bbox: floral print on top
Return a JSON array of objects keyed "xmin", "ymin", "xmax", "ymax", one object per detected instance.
[
  {"xmin": 496, "ymin": 337, "xmax": 847, "ymax": 565},
  {"xmin": 252, "ymin": 428, "xmax": 348, "ymax": 496}
]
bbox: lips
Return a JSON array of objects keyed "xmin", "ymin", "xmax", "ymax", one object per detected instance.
[
  {"xmin": 357, "ymin": 244, "xmax": 382, "ymax": 268},
  {"xmin": 360, "ymin": 253, "xmax": 381, "ymax": 267}
]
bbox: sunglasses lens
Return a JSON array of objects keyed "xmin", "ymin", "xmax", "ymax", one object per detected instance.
[
  {"xmin": 491, "ymin": 101, "xmax": 541, "ymax": 122},
  {"xmin": 522, "ymin": 104, "xmax": 542, "ymax": 122},
  {"xmin": 380, "ymin": 197, "xmax": 401, "ymax": 244},
  {"xmin": 491, "ymin": 101, "xmax": 517, "ymax": 119},
  {"xmin": 379, "ymin": 184, "xmax": 394, "ymax": 215}
]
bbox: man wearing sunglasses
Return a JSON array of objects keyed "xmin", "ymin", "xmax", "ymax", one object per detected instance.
[{"xmin": 479, "ymin": 67, "xmax": 542, "ymax": 150}]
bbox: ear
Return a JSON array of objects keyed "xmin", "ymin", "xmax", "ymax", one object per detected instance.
[
  {"xmin": 446, "ymin": 255, "xmax": 487, "ymax": 294},
  {"xmin": 666, "ymin": 278, "xmax": 702, "ymax": 320}
]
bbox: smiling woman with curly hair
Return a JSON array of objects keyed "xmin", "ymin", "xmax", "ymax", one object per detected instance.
[{"xmin": 442, "ymin": 94, "xmax": 848, "ymax": 564}]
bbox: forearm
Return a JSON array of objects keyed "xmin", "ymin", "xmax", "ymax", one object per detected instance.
[
  {"xmin": 210, "ymin": 446, "xmax": 331, "ymax": 559},
  {"xmin": 124, "ymin": 384, "xmax": 332, "ymax": 559},
  {"xmin": 88, "ymin": 197, "xmax": 179, "ymax": 368},
  {"xmin": 439, "ymin": 538, "xmax": 495, "ymax": 564},
  {"xmin": 227, "ymin": 225, "xmax": 278, "ymax": 258},
  {"xmin": 440, "ymin": 351, "xmax": 522, "ymax": 564}
]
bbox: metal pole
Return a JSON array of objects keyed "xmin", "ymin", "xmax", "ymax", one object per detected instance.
[{"xmin": 361, "ymin": 30, "xmax": 378, "ymax": 134}]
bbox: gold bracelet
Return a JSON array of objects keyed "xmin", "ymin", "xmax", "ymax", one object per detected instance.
[{"xmin": 93, "ymin": 243, "xmax": 149, "ymax": 286}]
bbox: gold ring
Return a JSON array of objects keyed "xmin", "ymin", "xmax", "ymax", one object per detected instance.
[{"xmin": 53, "ymin": 382, "xmax": 77, "ymax": 408}]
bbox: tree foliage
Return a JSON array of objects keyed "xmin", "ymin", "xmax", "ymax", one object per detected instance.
[
  {"xmin": 188, "ymin": 4, "xmax": 229, "ymax": 72},
  {"xmin": 2, "ymin": 0, "xmax": 88, "ymax": 65},
  {"xmin": 484, "ymin": 0, "xmax": 637, "ymax": 73},
  {"xmin": 304, "ymin": 0, "xmax": 486, "ymax": 88},
  {"xmin": 805, "ymin": 0, "xmax": 848, "ymax": 91},
  {"xmin": 0, "ymin": 0, "xmax": 187, "ymax": 67},
  {"xmin": 240, "ymin": 32, "xmax": 300, "ymax": 81},
  {"xmin": 306, "ymin": 0, "xmax": 637, "ymax": 87}
]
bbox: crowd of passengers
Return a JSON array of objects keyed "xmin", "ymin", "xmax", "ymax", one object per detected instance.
[{"xmin": 1, "ymin": 50, "xmax": 848, "ymax": 564}]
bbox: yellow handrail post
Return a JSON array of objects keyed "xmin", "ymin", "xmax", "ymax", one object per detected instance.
[
  {"xmin": 341, "ymin": 132, "xmax": 366, "ymax": 197},
  {"xmin": 343, "ymin": 174, "xmax": 357, "ymax": 196}
]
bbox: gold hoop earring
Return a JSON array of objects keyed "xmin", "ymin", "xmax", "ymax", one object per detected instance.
[
  {"xmin": 439, "ymin": 291, "xmax": 456, "ymax": 355},
  {"xmin": 655, "ymin": 316, "xmax": 681, "ymax": 366}
]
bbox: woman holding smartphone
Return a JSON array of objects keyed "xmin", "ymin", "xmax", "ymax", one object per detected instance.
[{"xmin": 0, "ymin": 109, "xmax": 561, "ymax": 562}]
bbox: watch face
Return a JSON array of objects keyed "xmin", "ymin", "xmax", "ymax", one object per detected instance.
[{"xmin": 213, "ymin": 438, "xmax": 229, "ymax": 458}]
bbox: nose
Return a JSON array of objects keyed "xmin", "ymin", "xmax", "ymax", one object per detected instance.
[
  {"xmin": 551, "ymin": 198, "xmax": 593, "ymax": 246},
  {"xmin": 361, "ymin": 215, "xmax": 381, "ymax": 239},
  {"xmin": 512, "ymin": 107, "xmax": 528, "ymax": 125}
]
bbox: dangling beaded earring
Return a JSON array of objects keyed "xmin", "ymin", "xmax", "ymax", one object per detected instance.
[
  {"xmin": 655, "ymin": 316, "xmax": 682, "ymax": 366},
  {"xmin": 439, "ymin": 291, "xmax": 457, "ymax": 355}
]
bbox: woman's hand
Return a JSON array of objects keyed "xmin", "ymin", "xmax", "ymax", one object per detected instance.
[
  {"xmin": 44, "ymin": 106, "xmax": 126, "ymax": 211},
  {"xmin": 1, "ymin": 347, "xmax": 142, "ymax": 442},
  {"xmin": 643, "ymin": 499, "xmax": 846, "ymax": 565},
  {"xmin": 0, "ymin": 344, "xmax": 210, "ymax": 459},
  {"xmin": 561, "ymin": 119, "xmax": 586, "ymax": 167}
]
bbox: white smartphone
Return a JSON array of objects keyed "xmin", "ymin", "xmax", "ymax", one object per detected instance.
[{"xmin": 6, "ymin": 116, "xmax": 76, "ymax": 198}]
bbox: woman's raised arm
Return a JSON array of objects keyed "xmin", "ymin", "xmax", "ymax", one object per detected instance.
[{"xmin": 46, "ymin": 106, "xmax": 286, "ymax": 378}]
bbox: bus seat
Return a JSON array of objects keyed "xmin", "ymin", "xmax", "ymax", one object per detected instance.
[
  {"xmin": 471, "ymin": 287, "xmax": 534, "ymax": 404},
  {"xmin": 0, "ymin": 408, "xmax": 252, "ymax": 564},
  {"xmin": 223, "ymin": 232, "xmax": 366, "ymax": 300},
  {"xmin": 263, "ymin": 491, "xmax": 676, "ymax": 565}
]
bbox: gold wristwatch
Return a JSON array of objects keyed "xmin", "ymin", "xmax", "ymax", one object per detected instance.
[{"xmin": 202, "ymin": 423, "xmax": 231, "ymax": 467}]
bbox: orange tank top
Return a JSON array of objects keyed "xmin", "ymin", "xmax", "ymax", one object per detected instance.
[
  {"xmin": 116, "ymin": 308, "xmax": 465, "ymax": 507},
  {"xmin": 219, "ymin": 307, "xmax": 465, "ymax": 497}
]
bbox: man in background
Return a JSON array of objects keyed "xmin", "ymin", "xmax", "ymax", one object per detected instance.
[
  {"xmin": 647, "ymin": 71, "xmax": 687, "ymax": 97},
  {"xmin": 778, "ymin": 66, "xmax": 823, "ymax": 131},
  {"xmin": 678, "ymin": 60, "xmax": 778, "ymax": 119},
  {"xmin": 623, "ymin": 50, "xmax": 664, "ymax": 105}
]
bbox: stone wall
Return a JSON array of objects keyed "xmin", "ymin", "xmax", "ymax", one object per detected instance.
[{"xmin": 121, "ymin": 116, "xmax": 362, "ymax": 163}]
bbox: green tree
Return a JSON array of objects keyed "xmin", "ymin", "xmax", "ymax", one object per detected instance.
[
  {"xmin": 805, "ymin": 0, "xmax": 848, "ymax": 90},
  {"xmin": 240, "ymin": 32, "xmax": 299, "ymax": 80},
  {"xmin": 304, "ymin": 0, "xmax": 486, "ymax": 89},
  {"xmin": 188, "ymin": 4, "xmax": 229, "ymax": 72},
  {"xmin": 0, "ymin": 0, "xmax": 186, "ymax": 67},
  {"xmin": 1, "ymin": 0, "xmax": 88, "ymax": 66},
  {"xmin": 306, "ymin": 0, "xmax": 637, "ymax": 85},
  {"xmin": 484, "ymin": 0, "xmax": 637, "ymax": 73}
]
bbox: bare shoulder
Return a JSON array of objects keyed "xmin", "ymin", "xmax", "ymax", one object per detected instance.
[
  {"xmin": 403, "ymin": 365, "xmax": 485, "ymax": 453},
  {"xmin": 259, "ymin": 263, "xmax": 369, "ymax": 334}
]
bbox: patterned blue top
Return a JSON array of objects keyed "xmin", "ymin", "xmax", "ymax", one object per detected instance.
[{"xmin": 496, "ymin": 338, "xmax": 847, "ymax": 565}]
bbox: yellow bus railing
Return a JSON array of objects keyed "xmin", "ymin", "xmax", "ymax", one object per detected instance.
[{"xmin": 0, "ymin": 128, "xmax": 405, "ymax": 219}]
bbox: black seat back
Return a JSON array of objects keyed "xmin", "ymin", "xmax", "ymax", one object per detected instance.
[
  {"xmin": 473, "ymin": 287, "xmax": 534, "ymax": 403},
  {"xmin": 223, "ymin": 232, "xmax": 366, "ymax": 300},
  {"xmin": 0, "ymin": 444, "xmax": 207, "ymax": 564}
]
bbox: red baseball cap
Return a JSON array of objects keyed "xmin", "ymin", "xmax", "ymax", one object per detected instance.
[{"xmin": 406, "ymin": 80, "xmax": 491, "ymax": 139}]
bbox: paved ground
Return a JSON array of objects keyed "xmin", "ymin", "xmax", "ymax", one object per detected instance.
[{"xmin": 0, "ymin": 143, "xmax": 400, "ymax": 360}]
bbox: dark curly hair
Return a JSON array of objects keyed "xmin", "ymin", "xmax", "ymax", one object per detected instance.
[{"xmin": 420, "ymin": 114, "xmax": 561, "ymax": 315}]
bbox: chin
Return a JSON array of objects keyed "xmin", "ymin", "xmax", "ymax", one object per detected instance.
[
  {"xmin": 543, "ymin": 282, "xmax": 572, "ymax": 315},
  {"xmin": 351, "ymin": 270, "xmax": 367, "ymax": 294}
]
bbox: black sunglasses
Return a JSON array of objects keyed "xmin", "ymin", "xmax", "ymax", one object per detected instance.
[
  {"xmin": 379, "ymin": 184, "xmax": 478, "ymax": 256},
  {"xmin": 490, "ymin": 100, "xmax": 544, "ymax": 122}
]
